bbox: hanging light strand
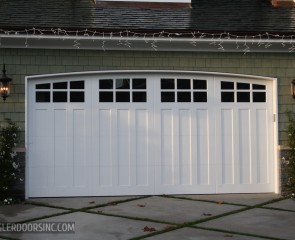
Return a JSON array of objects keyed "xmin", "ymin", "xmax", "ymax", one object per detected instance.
[{"xmin": 1, "ymin": 28, "xmax": 295, "ymax": 53}]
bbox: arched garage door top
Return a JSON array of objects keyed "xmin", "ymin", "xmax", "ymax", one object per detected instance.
[{"xmin": 26, "ymin": 70, "xmax": 277, "ymax": 81}]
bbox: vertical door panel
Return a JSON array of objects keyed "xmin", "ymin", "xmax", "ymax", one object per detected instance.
[
  {"xmin": 216, "ymin": 77, "xmax": 274, "ymax": 193},
  {"xmin": 221, "ymin": 109, "xmax": 234, "ymax": 185},
  {"xmin": 29, "ymin": 108, "xmax": 54, "ymax": 196},
  {"xmin": 54, "ymin": 109, "xmax": 68, "ymax": 188},
  {"xmin": 238, "ymin": 109, "xmax": 251, "ymax": 184},
  {"xmin": 195, "ymin": 109, "xmax": 210, "ymax": 185},
  {"xmin": 179, "ymin": 109, "xmax": 191, "ymax": 185},
  {"xmin": 256, "ymin": 109, "xmax": 269, "ymax": 184},
  {"xmin": 98, "ymin": 109, "xmax": 112, "ymax": 187},
  {"xmin": 117, "ymin": 109, "xmax": 131, "ymax": 186},
  {"xmin": 160, "ymin": 109, "xmax": 174, "ymax": 186},
  {"xmin": 135, "ymin": 110, "xmax": 149, "ymax": 186},
  {"xmin": 73, "ymin": 109, "xmax": 87, "ymax": 187}
]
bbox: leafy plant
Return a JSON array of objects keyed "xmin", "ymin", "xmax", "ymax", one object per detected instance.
[
  {"xmin": 286, "ymin": 111, "xmax": 295, "ymax": 198},
  {"xmin": 0, "ymin": 118, "xmax": 22, "ymax": 205}
]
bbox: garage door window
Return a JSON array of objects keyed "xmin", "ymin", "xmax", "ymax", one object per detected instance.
[
  {"xmin": 221, "ymin": 81, "xmax": 266, "ymax": 103},
  {"xmin": 99, "ymin": 78, "xmax": 147, "ymax": 102},
  {"xmin": 35, "ymin": 81, "xmax": 85, "ymax": 103},
  {"xmin": 161, "ymin": 78, "xmax": 207, "ymax": 102}
]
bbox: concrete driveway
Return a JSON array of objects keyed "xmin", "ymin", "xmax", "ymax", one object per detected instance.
[{"xmin": 0, "ymin": 194, "xmax": 294, "ymax": 240}]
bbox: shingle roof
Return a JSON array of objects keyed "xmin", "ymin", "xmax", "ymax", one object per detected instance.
[{"xmin": 0, "ymin": 0, "xmax": 295, "ymax": 33}]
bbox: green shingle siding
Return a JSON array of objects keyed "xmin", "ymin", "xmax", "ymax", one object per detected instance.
[{"xmin": 0, "ymin": 48, "xmax": 295, "ymax": 147}]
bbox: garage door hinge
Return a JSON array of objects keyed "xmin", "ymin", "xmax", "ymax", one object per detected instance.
[{"xmin": 273, "ymin": 114, "xmax": 276, "ymax": 122}]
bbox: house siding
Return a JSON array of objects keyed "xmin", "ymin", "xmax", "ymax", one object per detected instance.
[{"xmin": 0, "ymin": 48, "xmax": 294, "ymax": 195}]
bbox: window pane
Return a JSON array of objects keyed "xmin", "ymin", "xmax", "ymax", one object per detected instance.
[
  {"xmin": 116, "ymin": 79, "xmax": 130, "ymax": 89},
  {"xmin": 193, "ymin": 92, "xmax": 207, "ymax": 102},
  {"xmin": 237, "ymin": 82, "xmax": 250, "ymax": 89},
  {"xmin": 53, "ymin": 92, "xmax": 67, "ymax": 102},
  {"xmin": 221, "ymin": 92, "xmax": 235, "ymax": 102},
  {"xmin": 161, "ymin": 79, "xmax": 174, "ymax": 89},
  {"xmin": 133, "ymin": 92, "xmax": 146, "ymax": 102},
  {"xmin": 99, "ymin": 79, "xmax": 113, "ymax": 89},
  {"xmin": 177, "ymin": 92, "xmax": 191, "ymax": 102},
  {"xmin": 221, "ymin": 81, "xmax": 234, "ymax": 90},
  {"xmin": 132, "ymin": 79, "xmax": 146, "ymax": 89},
  {"xmin": 253, "ymin": 92, "xmax": 266, "ymax": 102},
  {"xmin": 70, "ymin": 81, "xmax": 84, "ymax": 89},
  {"xmin": 177, "ymin": 79, "xmax": 190, "ymax": 89},
  {"xmin": 161, "ymin": 92, "xmax": 175, "ymax": 102},
  {"xmin": 193, "ymin": 80, "xmax": 207, "ymax": 89},
  {"xmin": 116, "ymin": 92, "xmax": 130, "ymax": 102},
  {"xmin": 237, "ymin": 92, "xmax": 250, "ymax": 102},
  {"xmin": 36, "ymin": 83, "xmax": 50, "ymax": 89},
  {"xmin": 253, "ymin": 84, "xmax": 266, "ymax": 90},
  {"xmin": 53, "ymin": 82, "xmax": 68, "ymax": 89},
  {"xmin": 70, "ymin": 92, "xmax": 84, "ymax": 102},
  {"xmin": 36, "ymin": 92, "xmax": 50, "ymax": 102},
  {"xmin": 99, "ymin": 92, "xmax": 113, "ymax": 102}
]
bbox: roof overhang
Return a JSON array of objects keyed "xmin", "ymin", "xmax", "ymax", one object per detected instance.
[{"xmin": 1, "ymin": 31, "xmax": 295, "ymax": 53}]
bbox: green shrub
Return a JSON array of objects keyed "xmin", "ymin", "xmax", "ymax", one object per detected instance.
[
  {"xmin": 0, "ymin": 119, "xmax": 22, "ymax": 205},
  {"xmin": 286, "ymin": 111, "xmax": 295, "ymax": 198}
]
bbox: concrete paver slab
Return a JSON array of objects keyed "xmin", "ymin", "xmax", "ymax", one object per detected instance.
[
  {"xmin": 0, "ymin": 204, "xmax": 68, "ymax": 223},
  {"xmin": 27, "ymin": 196, "xmax": 139, "ymax": 209},
  {"xmin": 264, "ymin": 198, "xmax": 295, "ymax": 211},
  {"xmin": 0, "ymin": 211, "xmax": 168, "ymax": 240},
  {"xmin": 174, "ymin": 194, "xmax": 280, "ymax": 206},
  {"xmin": 198, "ymin": 208, "xmax": 295, "ymax": 240},
  {"xmin": 91, "ymin": 196, "xmax": 243, "ymax": 224},
  {"xmin": 145, "ymin": 227, "xmax": 264, "ymax": 240}
]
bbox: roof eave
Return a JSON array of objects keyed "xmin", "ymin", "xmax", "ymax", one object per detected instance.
[{"xmin": 0, "ymin": 33, "xmax": 294, "ymax": 53}]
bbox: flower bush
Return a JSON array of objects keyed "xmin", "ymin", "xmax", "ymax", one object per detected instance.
[
  {"xmin": 0, "ymin": 119, "xmax": 22, "ymax": 205},
  {"xmin": 286, "ymin": 111, "xmax": 295, "ymax": 198}
]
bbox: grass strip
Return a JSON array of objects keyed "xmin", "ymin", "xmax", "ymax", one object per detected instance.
[
  {"xmin": 129, "ymin": 205, "xmax": 253, "ymax": 239},
  {"xmin": 192, "ymin": 226, "xmax": 288, "ymax": 240},
  {"xmin": 83, "ymin": 209, "xmax": 177, "ymax": 225},
  {"xmin": 26, "ymin": 195, "xmax": 150, "ymax": 211},
  {"xmin": 261, "ymin": 206, "xmax": 295, "ymax": 212},
  {"xmin": 81, "ymin": 195, "xmax": 151, "ymax": 211},
  {"xmin": 161, "ymin": 194, "xmax": 248, "ymax": 207},
  {"xmin": 16, "ymin": 196, "xmax": 150, "ymax": 224},
  {"xmin": 131, "ymin": 196, "xmax": 289, "ymax": 239},
  {"xmin": 252, "ymin": 196, "xmax": 289, "ymax": 208},
  {"xmin": 0, "ymin": 235, "xmax": 20, "ymax": 240},
  {"xmin": 13, "ymin": 210, "xmax": 76, "ymax": 224},
  {"xmin": 23, "ymin": 201, "xmax": 72, "ymax": 211}
]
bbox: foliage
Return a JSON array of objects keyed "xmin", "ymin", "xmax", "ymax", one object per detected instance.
[
  {"xmin": 0, "ymin": 119, "xmax": 22, "ymax": 205},
  {"xmin": 286, "ymin": 111, "xmax": 295, "ymax": 198}
]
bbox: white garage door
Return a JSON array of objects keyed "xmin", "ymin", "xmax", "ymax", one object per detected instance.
[{"xmin": 26, "ymin": 71, "xmax": 276, "ymax": 197}]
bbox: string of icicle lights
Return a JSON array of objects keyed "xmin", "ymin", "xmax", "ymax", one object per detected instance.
[{"xmin": 1, "ymin": 28, "xmax": 295, "ymax": 53}]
